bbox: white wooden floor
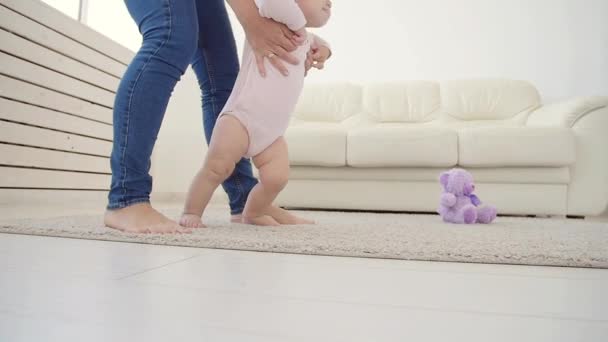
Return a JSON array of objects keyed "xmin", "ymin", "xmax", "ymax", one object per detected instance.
[{"xmin": 0, "ymin": 202, "xmax": 607, "ymax": 342}]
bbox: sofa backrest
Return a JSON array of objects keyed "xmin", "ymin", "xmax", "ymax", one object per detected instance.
[
  {"xmin": 294, "ymin": 83, "xmax": 362, "ymax": 122},
  {"xmin": 439, "ymin": 79, "xmax": 541, "ymax": 124},
  {"xmin": 363, "ymin": 81, "xmax": 440, "ymax": 123},
  {"xmin": 295, "ymin": 79, "xmax": 541, "ymax": 126}
]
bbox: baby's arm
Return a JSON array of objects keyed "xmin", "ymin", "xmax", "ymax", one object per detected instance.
[
  {"xmin": 254, "ymin": 0, "xmax": 307, "ymax": 31},
  {"xmin": 306, "ymin": 33, "xmax": 331, "ymax": 72},
  {"xmin": 310, "ymin": 33, "xmax": 331, "ymax": 52}
]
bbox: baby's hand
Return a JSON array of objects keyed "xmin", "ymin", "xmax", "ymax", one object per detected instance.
[
  {"xmin": 305, "ymin": 44, "xmax": 331, "ymax": 75},
  {"xmin": 293, "ymin": 27, "xmax": 307, "ymax": 45}
]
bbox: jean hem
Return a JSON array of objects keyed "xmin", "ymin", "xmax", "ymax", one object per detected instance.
[{"xmin": 106, "ymin": 198, "xmax": 151, "ymax": 210}]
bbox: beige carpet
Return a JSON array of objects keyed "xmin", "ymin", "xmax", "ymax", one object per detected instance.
[{"xmin": 1, "ymin": 207, "xmax": 607, "ymax": 268}]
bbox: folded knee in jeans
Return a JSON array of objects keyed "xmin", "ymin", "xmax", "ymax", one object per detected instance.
[{"xmin": 144, "ymin": 34, "xmax": 197, "ymax": 75}]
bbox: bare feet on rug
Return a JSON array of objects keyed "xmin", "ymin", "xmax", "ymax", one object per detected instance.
[
  {"xmin": 231, "ymin": 206, "xmax": 314, "ymax": 225},
  {"xmin": 242, "ymin": 214, "xmax": 281, "ymax": 226},
  {"xmin": 230, "ymin": 214, "xmax": 244, "ymax": 223},
  {"xmin": 267, "ymin": 206, "xmax": 315, "ymax": 225},
  {"xmin": 104, "ymin": 203, "xmax": 191, "ymax": 234},
  {"xmin": 179, "ymin": 213, "xmax": 206, "ymax": 228}
]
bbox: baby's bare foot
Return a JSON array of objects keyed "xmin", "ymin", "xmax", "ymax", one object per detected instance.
[
  {"xmin": 242, "ymin": 215, "xmax": 280, "ymax": 226},
  {"xmin": 104, "ymin": 203, "xmax": 191, "ymax": 234},
  {"xmin": 267, "ymin": 206, "xmax": 315, "ymax": 225},
  {"xmin": 179, "ymin": 214, "xmax": 206, "ymax": 228},
  {"xmin": 230, "ymin": 214, "xmax": 243, "ymax": 223},
  {"xmin": 232, "ymin": 207, "xmax": 314, "ymax": 225}
]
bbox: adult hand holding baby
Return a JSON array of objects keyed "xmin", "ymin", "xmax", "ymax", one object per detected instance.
[{"xmin": 230, "ymin": 0, "xmax": 302, "ymax": 77}]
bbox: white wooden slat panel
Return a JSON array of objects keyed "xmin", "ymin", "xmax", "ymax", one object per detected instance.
[
  {"xmin": 0, "ymin": 52, "xmax": 115, "ymax": 108},
  {"xmin": 0, "ymin": 0, "xmax": 134, "ymax": 65},
  {"xmin": 0, "ymin": 189, "xmax": 108, "ymax": 205},
  {"xmin": 0, "ymin": 166, "xmax": 110, "ymax": 189},
  {"xmin": 0, "ymin": 144, "xmax": 109, "ymax": 173},
  {"xmin": 0, "ymin": 98, "xmax": 112, "ymax": 140},
  {"xmin": 0, "ymin": 75, "xmax": 112, "ymax": 124},
  {"xmin": 0, "ymin": 29, "xmax": 120, "ymax": 92},
  {"xmin": 0, "ymin": 121, "xmax": 112, "ymax": 157},
  {"xmin": 0, "ymin": 5, "xmax": 126, "ymax": 78}
]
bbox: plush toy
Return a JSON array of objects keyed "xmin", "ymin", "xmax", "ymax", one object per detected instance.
[{"xmin": 438, "ymin": 168, "xmax": 497, "ymax": 224}]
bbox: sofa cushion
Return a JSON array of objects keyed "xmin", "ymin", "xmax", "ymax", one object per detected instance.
[
  {"xmin": 288, "ymin": 166, "xmax": 571, "ymax": 184},
  {"xmin": 458, "ymin": 127, "xmax": 576, "ymax": 167},
  {"xmin": 347, "ymin": 125, "xmax": 458, "ymax": 167},
  {"xmin": 294, "ymin": 83, "xmax": 362, "ymax": 122},
  {"xmin": 363, "ymin": 81, "xmax": 440, "ymax": 122},
  {"xmin": 285, "ymin": 122, "xmax": 347, "ymax": 166},
  {"xmin": 441, "ymin": 79, "xmax": 541, "ymax": 121}
]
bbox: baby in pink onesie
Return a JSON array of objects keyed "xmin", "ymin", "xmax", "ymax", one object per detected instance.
[{"xmin": 180, "ymin": 0, "xmax": 332, "ymax": 227}]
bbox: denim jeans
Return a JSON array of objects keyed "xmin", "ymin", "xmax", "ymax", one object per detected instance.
[{"xmin": 107, "ymin": 0, "xmax": 258, "ymax": 214}]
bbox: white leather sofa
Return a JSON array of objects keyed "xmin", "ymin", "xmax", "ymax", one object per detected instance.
[{"xmin": 277, "ymin": 79, "xmax": 608, "ymax": 218}]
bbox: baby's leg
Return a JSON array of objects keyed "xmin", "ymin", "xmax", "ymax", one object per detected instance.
[
  {"xmin": 242, "ymin": 137, "xmax": 289, "ymax": 226},
  {"xmin": 180, "ymin": 115, "xmax": 248, "ymax": 228}
]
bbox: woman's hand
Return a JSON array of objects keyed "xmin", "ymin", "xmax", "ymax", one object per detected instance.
[
  {"xmin": 227, "ymin": 0, "xmax": 302, "ymax": 77},
  {"xmin": 305, "ymin": 45, "xmax": 332, "ymax": 76},
  {"xmin": 247, "ymin": 16, "xmax": 302, "ymax": 77}
]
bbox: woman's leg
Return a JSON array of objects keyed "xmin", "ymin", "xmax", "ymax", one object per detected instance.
[
  {"xmin": 191, "ymin": 0, "xmax": 313, "ymax": 224},
  {"xmin": 105, "ymin": 0, "xmax": 198, "ymax": 233}
]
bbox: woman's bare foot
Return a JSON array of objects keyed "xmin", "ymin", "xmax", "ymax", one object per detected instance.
[
  {"xmin": 242, "ymin": 214, "xmax": 280, "ymax": 226},
  {"xmin": 179, "ymin": 214, "xmax": 206, "ymax": 228},
  {"xmin": 231, "ymin": 206, "xmax": 314, "ymax": 225},
  {"xmin": 104, "ymin": 203, "xmax": 191, "ymax": 234},
  {"xmin": 267, "ymin": 206, "xmax": 315, "ymax": 225}
]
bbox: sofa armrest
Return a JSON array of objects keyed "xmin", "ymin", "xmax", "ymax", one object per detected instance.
[
  {"xmin": 526, "ymin": 96, "xmax": 608, "ymax": 128},
  {"xmin": 529, "ymin": 97, "xmax": 608, "ymax": 216}
]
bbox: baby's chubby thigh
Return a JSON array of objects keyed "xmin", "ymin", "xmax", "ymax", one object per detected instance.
[{"xmin": 202, "ymin": 114, "xmax": 250, "ymax": 183}]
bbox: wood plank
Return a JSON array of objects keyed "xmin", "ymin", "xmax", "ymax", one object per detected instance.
[
  {"xmin": 0, "ymin": 188, "xmax": 109, "ymax": 205},
  {"xmin": 0, "ymin": 121, "xmax": 112, "ymax": 157},
  {"xmin": 0, "ymin": 166, "xmax": 110, "ymax": 189},
  {"xmin": 0, "ymin": 144, "xmax": 110, "ymax": 174},
  {"xmin": 0, "ymin": 5, "xmax": 126, "ymax": 78},
  {"xmin": 0, "ymin": 75, "xmax": 112, "ymax": 124},
  {"xmin": 0, "ymin": 0, "xmax": 134, "ymax": 65},
  {"xmin": 0, "ymin": 51, "xmax": 115, "ymax": 108},
  {"xmin": 0, "ymin": 98, "xmax": 112, "ymax": 140},
  {"xmin": 0, "ymin": 28, "xmax": 119, "ymax": 92}
]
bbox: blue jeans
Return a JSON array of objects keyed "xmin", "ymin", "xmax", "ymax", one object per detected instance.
[{"xmin": 107, "ymin": 0, "xmax": 258, "ymax": 214}]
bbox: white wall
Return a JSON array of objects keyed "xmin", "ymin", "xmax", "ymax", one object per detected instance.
[
  {"xmin": 40, "ymin": 0, "xmax": 79, "ymax": 19},
  {"xmin": 302, "ymin": 0, "xmax": 608, "ymax": 102},
  {"xmin": 85, "ymin": 0, "xmax": 608, "ymax": 103},
  {"xmin": 82, "ymin": 0, "xmax": 608, "ymax": 196}
]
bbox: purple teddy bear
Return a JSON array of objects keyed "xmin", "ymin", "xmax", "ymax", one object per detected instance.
[{"xmin": 438, "ymin": 168, "xmax": 497, "ymax": 224}]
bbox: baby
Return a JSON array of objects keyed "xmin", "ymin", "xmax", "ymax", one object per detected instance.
[{"xmin": 180, "ymin": 0, "xmax": 332, "ymax": 227}]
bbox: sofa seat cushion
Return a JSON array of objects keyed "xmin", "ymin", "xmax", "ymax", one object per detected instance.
[
  {"xmin": 285, "ymin": 123, "xmax": 347, "ymax": 167},
  {"xmin": 289, "ymin": 166, "xmax": 571, "ymax": 184},
  {"xmin": 458, "ymin": 127, "xmax": 576, "ymax": 167},
  {"xmin": 347, "ymin": 125, "xmax": 458, "ymax": 167}
]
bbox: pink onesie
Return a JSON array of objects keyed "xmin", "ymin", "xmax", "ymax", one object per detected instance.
[{"xmin": 219, "ymin": 0, "xmax": 328, "ymax": 158}]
